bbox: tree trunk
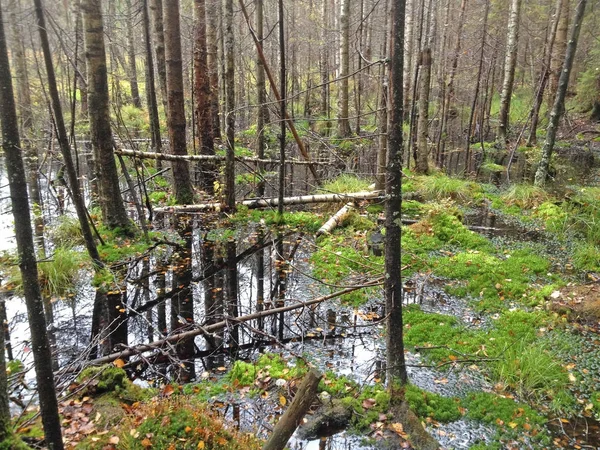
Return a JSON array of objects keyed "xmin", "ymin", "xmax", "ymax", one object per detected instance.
[
  {"xmin": 497, "ymin": 0, "xmax": 523, "ymax": 143},
  {"xmin": 415, "ymin": 48, "xmax": 431, "ymax": 174},
  {"xmin": 402, "ymin": 0, "xmax": 415, "ymax": 119},
  {"xmin": 0, "ymin": 2, "xmax": 64, "ymax": 447},
  {"xmin": 438, "ymin": 0, "xmax": 467, "ymax": 167},
  {"xmin": 35, "ymin": 0, "xmax": 103, "ymax": 267},
  {"xmin": 224, "ymin": 0, "xmax": 235, "ymax": 210},
  {"xmin": 206, "ymin": 0, "xmax": 221, "ymax": 140},
  {"xmin": 163, "ymin": 0, "xmax": 194, "ymax": 204},
  {"xmin": 149, "ymin": 0, "xmax": 168, "ymax": 111},
  {"xmin": 125, "ymin": 0, "xmax": 142, "ymax": 108},
  {"xmin": 8, "ymin": 0, "xmax": 32, "ymax": 131},
  {"xmin": 73, "ymin": 0, "xmax": 88, "ymax": 117},
  {"xmin": 256, "ymin": 0, "xmax": 267, "ymax": 197},
  {"xmin": 337, "ymin": 0, "xmax": 351, "ymax": 137},
  {"xmin": 527, "ymin": 0, "xmax": 563, "ymax": 146},
  {"xmin": 386, "ymin": 0, "xmax": 408, "ymax": 385},
  {"xmin": 82, "ymin": 0, "xmax": 132, "ymax": 230},
  {"xmin": 465, "ymin": 0, "xmax": 490, "ymax": 173},
  {"xmin": 534, "ymin": 0, "xmax": 586, "ymax": 187},
  {"xmin": 278, "ymin": 0, "xmax": 286, "ymax": 217},
  {"xmin": 549, "ymin": 0, "xmax": 569, "ymax": 107},
  {"xmin": 142, "ymin": 0, "xmax": 162, "ymax": 167},
  {"xmin": 320, "ymin": 0, "xmax": 329, "ymax": 121},
  {"xmin": 194, "ymin": 0, "xmax": 216, "ymax": 194}
]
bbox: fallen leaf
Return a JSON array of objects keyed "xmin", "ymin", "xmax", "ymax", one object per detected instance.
[
  {"xmin": 141, "ymin": 438, "xmax": 152, "ymax": 448},
  {"xmin": 108, "ymin": 436, "xmax": 120, "ymax": 445},
  {"xmin": 279, "ymin": 395, "xmax": 287, "ymax": 407},
  {"xmin": 113, "ymin": 359, "xmax": 125, "ymax": 368},
  {"xmin": 362, "ymin": 398, "xmax": 377, "ymax": 409}
]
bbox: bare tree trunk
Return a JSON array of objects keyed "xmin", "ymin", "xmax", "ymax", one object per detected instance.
[
  {"xmin": 337, "ymin": 0, "xmax": 351, "ymax": 137},
  {"xmin": 0, "ymin": 3, "xmax": 64, "ymax": 447},
  {"xmin": 415, "ymin": 48, "xmax": 431, "ymax": 174},
  {"xmin": 256, "ymin": 0, "xmax": 267, "ymax": 197},
  {"xmin": 74, "ymin": 0, "xmax": 88, "ymax": 117},
  {"xmin": 206, "ymin": 0, "xmax": 221, "ymax": 140},
  {"xmin": 465, "ymin": 0, "xmax": 490, "ymax": 173},
  {"xmin": 149, "ymin": 0, "xmax": 168, "ymax": 111},
  {"xmin": 224, "ymin": 0, "xmax": 235, "ymax": 210},
  {"xmin": 82, "ymin": 0, "xmax": 132, "ymax": 230},
  {"xmin": 320, "ymin": 0, "xmax": 329, "ymax": 120},
  {"xmin": 194, "ymin": 0, "xmax": 216, "ymax": 194},
  {"xmin": 535, "ymin": 0, "xmax": 586, "ymax": 187},
  {"xmin": 548, "ymin": 0, "xmax": 569, "ymax": 107},
  {"xmin": 125, "ymin": 0, "xmax": 142, "ymax": 108},
  {"xmin": 163, "ymin": 0, "xmax": 194, "ymax": 204},
  {"xmin": 438, "ymin": 0, "xmax": 467, "ymax": 167},
  {"xmin": 402, "ymin": 0, "xmax": 415, "ymax": 118},
  {"xmin": 375, "ymin": 0, "xmax": 390, "ymax": 191},
  {"xmin": 278, "ymin": 0, "xmax": 286, "ymax": 218},
  {"xmin": 8, "ymin": 0, "xmax": 32, "ymax": 131},
  {"xmin": 142, "ymin": 0, "xmax": 162, "ymax": 168},
  {"xmin": 527, "ymin": 0, "xmax": 563, "ymax": 146},
  {"xmin": 497, "ymin": 0, "xmax": 523, "ymax": 143},
  {"xmin": 386, "ymin": 0, "xmax": 407, "ymax": 386}
]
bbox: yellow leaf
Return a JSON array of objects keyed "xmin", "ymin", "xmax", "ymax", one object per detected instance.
[
  {"xmin": 185, "ymin": 426, "xmax": 192, "ymax": 433},
  {"xmin": 197, "ymin": 442, "xmax": 205, "ymax": 450},
  {"xmin": 113, "ymin": 359, "xmax": 125, "ymax": 368},
  {"xmin": 279, "ymin": 395, "xmax": 287, "ymax": 407},
  {"xmin": 508, "ymin": 422, "xmax": 518, "ymax": 429}
]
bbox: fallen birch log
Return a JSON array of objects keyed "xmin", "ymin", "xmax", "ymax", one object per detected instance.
[
  {"xmin": 116, "ymin": 148, "xmax": 330, "ymax": 166},
  {"xmin": 154, "ymin": 191, "xmax": 384, "ymax": 214},
  {"xmin": 263, "ymin": 369, "xmax": 322, "ymax": 450},
  {"xmin": 60, "ymin": 279, "xmax": 382, "ymax": 373},
  {"xmin": 316, "ymin": 202, "xmax": 354, "ymax": 236}
]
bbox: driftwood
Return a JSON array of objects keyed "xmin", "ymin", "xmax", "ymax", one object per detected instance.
[
  {"xmin": 60, "ymin": 280, "xmax": 381, "ymax": 373},
  {"xmin": 154, "ymin": 191, "xmax": 384, "ymax": 214},
  {"xmin": 263, "ymin": 369, "xmax": 322, "ymax": 450},
  {"xmin": 115, "ymin": 149, "xmax": 330, "ymax": 166},
  {"xmin": 316, "ymin": 202, "xmax": 354, "ymax": 236}
]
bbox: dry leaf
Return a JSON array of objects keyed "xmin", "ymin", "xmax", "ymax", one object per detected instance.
[
  {"xmin": 113, "ymin": 359, "xmax": 125, "ymax": 368},
  {"xmin": 279, "ymin": 395, "xmax": 287, "ymax": 407}
]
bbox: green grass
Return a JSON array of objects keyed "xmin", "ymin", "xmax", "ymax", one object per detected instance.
[
  {"xmin": 415, "ymin": 173, "xmax": 483, "ymax": 202},
  {"xmin": 501, "ymin": 184, "xmax": 550, "ymax": 208},
  {"xmin": 319, "ymin": 174, "xmax": 372, "ymax": 194}
]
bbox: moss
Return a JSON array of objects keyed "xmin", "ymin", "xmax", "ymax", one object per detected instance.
[
  {"xmin": 0, "ymin": 436, "xmax": 30, "ymax": 450},
  {"xmin": 464, "ymin": 392, "xmax": 546, "ymax": 431},
  {"xmin": 77, "ymin": 365, "xmax": 148, "ymax": 402},
  {"xmin": 405, "ymin": 384, "xmax": 462, "ymax": 422}
]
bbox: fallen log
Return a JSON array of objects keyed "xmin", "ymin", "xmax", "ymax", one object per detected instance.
[
  {"xmin": 154, "ymin": 191, "xmax": 384, "ymax": 214},
  {"xmin": 316, "ymin": 202, "xmax": 354, "ymax": 236},
  {"xmin": 115, "ymin": 148, "xmax": 330, "ymax": 166},
  {"xmin": 263, "ymin": 369, "xmax": 322, "ymax": 450},
  {"xmin": 60, "ymin": 279, "xmax": 382, "ymax": 373}
]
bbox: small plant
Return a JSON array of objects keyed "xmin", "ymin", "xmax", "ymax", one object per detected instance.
[
  {"xmin": 502, "ymin": 184, "xmax": 549, "ymax": 208},
  {"xmin": 416, "ymin": 173, "xmax": 482, "ymax": 202},
  {"xmin": 491, "ymin": 340, "xmax": 569, "ymax": 401},
  {"xmin": 48, "ymin": 216, "xmax": 84, "ymax": 248},
  {"xmin": 319, "ymin": 174, "xmax": 372, "ymax": 194}
]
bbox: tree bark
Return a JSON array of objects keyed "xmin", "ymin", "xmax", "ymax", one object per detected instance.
[
  {"xmin": 205, "ymin": 0, "xmax": 221, "ymax": 140},
  {"xmin": 262, "ymin": 370, "xmax": 322, "ymax": 450},
  {"xmin": 527, "ymin": 0, "xmax": 563, "ymax": 146},
  {"xmin": 82, "ymin": 0, "xmax": 132, "ymax": 230},
  {"xmin": 224, "ymin": 0, "xmax": 236, "ymax": 210},
  {"xmin": 35, "ymin": 0, "xmax": 103, "ymax": 267},
  {"xmin": 256, "ymin": 0, "xmax": 267, "ymax": 197},
  {"xmin": 142, "ymin": 0, "xmax": 162, "ymax": 167},
  {"xmin": 125, "ymin": 0, "xmax": 142, "ymax": 108},
  {"xmin": 148, "ymin": 0, "xmax": 168, "ymax": 111},
  {"xmin": 337, "ymin": 0, "xmax": 351, "ymax": 137},
  {"xmin": 535, "ymin": 0, "xmax": 586, "ymax": 187},
  {"xmin": 278, "ymin": 0, "xmax": 286, "ymax": 217},
  {"xmin": 415, "ymin": 48, "xmax": 431, "ymax": 174},
  {"xmin": 386, "ymin": 0, "xmax": 408, "ymax": 385},
  {"xmin": 194, "ymin": 0, "xmax": 216, "ymax": 194},
  {"xmin": 549, "ymin": 0, "xmax": 569, "ymax": 107},
  {"xmin": 497, "ymin": 0, "xmax": 523, "ymax": 143},
  {"xmin": 0, "ymin": 2, "xmax": 64, "ymax": 447},
  {"xmin": 163, "ymin": 0, "xmax": 194, "ymax": 204}
]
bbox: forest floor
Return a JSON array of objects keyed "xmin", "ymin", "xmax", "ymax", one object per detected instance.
[{"xmin": 11, "ymin": 133, "xmax": 600, "ymax": 449}]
